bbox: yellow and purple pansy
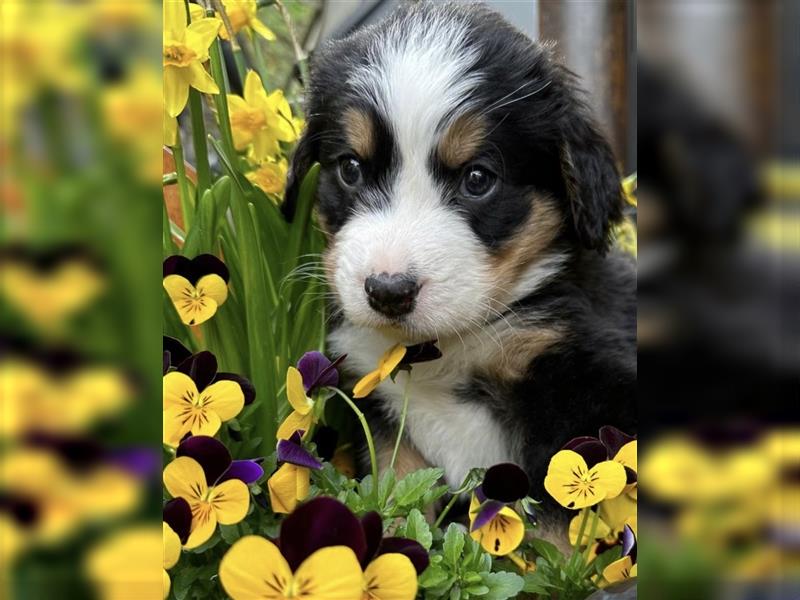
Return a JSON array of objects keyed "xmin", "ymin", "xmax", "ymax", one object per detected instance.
[
  {"xmin": 162, "ymin": 436, "xmax": 261, "ymax": 549},
  {"xmin": 602, "ymin": 524, "xmax": 638, "ymax": 585},
  {"xmin": 544, "ymin": 429, "xmax": 630, "ymax": 510},
  {"xmin": 353, "ymin": 341, "xmax": 442, "ymax": 399},
  {"xmin": 267, "ymin": 430, "xmax": 322, "ymax": 514},
  {"xmin": 162, "ymin": 344, "xmax": 254, "ymax": 447},
  {"xmin": 276, "ymin": 350, "xmax": 345, "ymax": 440},
  {"xmin": 162, "ymin": 254, "xmax": 230, "ymax": 326},
  {"xmin": 219, "ymin": 497, "xmax": 427, "ymax": 600},
  {"xmin": 469, "ymin": 463, "xmax": 530, "ymax": 556}
]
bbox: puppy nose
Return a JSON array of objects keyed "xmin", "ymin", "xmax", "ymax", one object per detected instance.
[{"xmin": 364, "ymin": 272, "xmax": 419, "ymax": 318}]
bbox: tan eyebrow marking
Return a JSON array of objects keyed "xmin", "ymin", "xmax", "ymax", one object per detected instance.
[
  {"xmin": 342, "ymin": 107, "xmax": 375, "ymax": 159},
  {"xmin": 438, "ymin": 112, "xmax": 487, "ymax": 168}
]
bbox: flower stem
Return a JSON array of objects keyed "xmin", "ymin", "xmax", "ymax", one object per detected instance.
[
  {"xmin": 171, "ymin": 137, "xmax": 194, "ymax": 232},
  {"xmin": 188, "ymin": 89, "xmax": 211, "ymax": 194},
  {"xmin": 208, "ymin": 39, "xmax": 236, "ymax": 160},
  {"xmin": 433, "ymin": 493, "xmax": 460, "ymax": 529},
  {"xmin": 573, "ymin": 508, "xmax": 591, "ymax": 554},
  {"xmin": 331, "ymin": 387, "xmax": 379, "ymax": 497},
  {"xmin": 583, "ymin": 509, "xmax": 600, "ymax": 564},
  {"xmin": 389, "ymin": 376, "xmax": 411, "ymax": 471}
]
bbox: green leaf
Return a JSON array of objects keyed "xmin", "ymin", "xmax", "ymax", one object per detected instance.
[
  {"xmin": 219, "ymin": 523, "xmax": 239, "ymax": 544},
  {"xmin": 443, "ymin": 524, "xmax": 465, "ymax": 566},
  {"xmin": 392, "ymin": 467, "xmax": 444, "ymax": 507},
  {"xmin": 400, "ymin": 508, "xmax": 433, "ymax": 549},
  {"xmin": 171, "ymin": 565, "xmax": 203, "ymax": 600},
  {"xmin": 530, "ymin": 537, "xmax": 566, "ymax": 567},
  {"xmin": 378, "ymin": 467, "xmax": 396, "ymax": 507},
  {"xmin": 591, "ymin": 545, "xmax": 622, "ymax": 576},
  {"xmin": 418, "ymin": 564, "xmax": 449, "ymax": 588},
  {"xmin": 480, "ymin": 571, "xmax": 525, "ymax": 600}
]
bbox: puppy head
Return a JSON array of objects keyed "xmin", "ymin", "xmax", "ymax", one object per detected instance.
[{"xmin": 286, "ymin": 3, "xmax": 623, "ymax": 342}]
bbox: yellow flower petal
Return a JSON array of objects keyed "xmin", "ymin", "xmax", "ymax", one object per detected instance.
[
  {"xmin": 243, "ymin": 70, "xmax": 267, "ymax": 106},
  {"xmin": 210, "ymin": 479, "xmax": 250, "ymax": 525},
  {"xmin": 613, "ymin": 440, "xmax": 637, "ymax": 473},
  {"xmin": 201, "ymin": 379, "xmax": 244, "ymax": 421},
  {"xmin": 163, "ymin": 522, "xmax": 181, "ymax": 570},
  {"xmin": 164, "ymin": 0, "xmax": 187, "ymax": 35},
  {"xmin": 544, "ymin": 451, "xmax": 626, "ymax": 509},
  {"xmin": 293, "ymin": 546, "xmax": 364, "ymax": 600},
  {"xmin": 163, "ymin": 371, "xmax": 199, "ymax": 410},
  {"xmin": 227, "ymin": 94, "xmax": 248, "ymax": 112},
  {"xmin": 163, "ymin": 274, "xmax": 219, "ymax": 325},
  {"xmin": 164, "ymin": 66, "xmax": 191, "ymax": 117},
  {"xmin": 219, "ymin": 536, "xmax": 293, "ymax": 600},
  {"xmin": 364, "ymin": 553, "xmax": 418, "ymax": 600},
  {"xmin": 591, "ymin": 460, "xmax": 627, "ymax": 501},
  {"xmin": 163, "ymin": 569, "xmax": 171, "ymax": 599},
  {"xmin": 598, "ymin": 492, "xmax": 637, "ymax": 537},
  {"xmin": 267, "ymin": 463, "xmax": 308, "ymax": 514},
  {"xmin": 602, "ymin": 555, "xmax": 635, "ymax": 584},
  {"xmin": 187, "ymin": 61, "xmax": 220, "ymax": 95},
  {"xmin": 568, "ymin": 510, "xmax": 611, "ymax": 546},
  {"xmin": 286, "ymin": 366, "xmax": 313, "ymax": 415},
  {"xmin": 276, "ymin": 410, "xmax": 314, "ymax": 441},
  {"xmin": 249, "ymin": 18, "xmax": 276, "ymax": 41},
  {"xmin": 353, "ymin": 370, "xmax": 381, "ymax": 399},
  {"xmin": 188, "ymin": 3, "xmax": 206, "ymax": 23},
  {"xmin": 165, "ymin": 112, "xmax": 178, "ymax": 146},
  {"xmin": 185, "ymin": 501, "xmax": 218, "ymax": 549},
  {"xmin": 379, "ymin": 345, "xmax": 407, "ymax": 378},
  {"xmin": 185, "ymin": 17, "xmax": 222, "ymax": 56},
  {"xmin": 163, "ymin": 456, "xmax": 207, "ymax": 502},
  {"xmin": 469, "ymin": 506, "xmax": 525, "ymax": 556}
]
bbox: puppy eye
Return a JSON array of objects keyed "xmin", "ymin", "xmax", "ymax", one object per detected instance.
[
  {"xmin": 461, "ymin": 165, "xmax": 497, "ymax": 198},
  {"xmin": 338, "ymin": 156, "xmax": 363, "ymax": 187}
]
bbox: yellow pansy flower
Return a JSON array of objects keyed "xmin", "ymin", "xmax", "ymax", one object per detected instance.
[
  {"xmin": 544, "ymin": 450, "xmax": 627, "ymax": 509},
  {"xmin": 162, "ymin": 254, "xmax": 230, "ymax": 326},
  {"xmin": 267, "ymin": 462, "xmax": 310, "ymax": 514},
  {"xmin": 163, "ymin": 0, "xmax": 221, "ymax": 117},
  {"xmin": 163, "ymin": 456, "xmax": 249, "ymax": 549},
  {"xmin": 468, "ymin": 494, "xmax": 525, "ymax": 556},
  {"xmin": 228, "ymin": 70, "xmax": 297, "ymax": 161},
  {"xmin": 163, "ymin": 522, "xmax": 181, "ymax": 599},
  {"xmin": 162, "ymin": 371, "xmax": 244, "ymax": 446},
  {"xmin": 353, "ymin": 344, "xmax": 407, "ymax": 399},
  {"xmin": 276, "ymin": 366, "xmax": 315, "ymax": 440},
  {"xmin": 219, "ymin": 536, "xmax": 363, "ymax": 600},
  {"xmin": 219, "ymin": 0, "xmax": 276, "ymax": 41}
]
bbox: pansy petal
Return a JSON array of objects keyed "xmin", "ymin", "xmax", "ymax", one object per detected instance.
[
  {"xmin": 286, "ymin": 367, "xmax": 312, "ymax": 415},
  {"xmin": 614, "ymin": 440, "xmax": 638, "ymax": 474},
  {"xmin": 620, "ymin": 524, "xmax": 637, "ymax": 561},
  {"xmin": 482, "ymin": 463, "xmax": 530, "ymax": 502},
  {"xmin": 187, "ymin": 254, "xmax": 229, "ymax": 282},
  {"xmin": 469, "ymin": 499, "xmax": 505, "ymax": 532},
  {"xmin": 399, "ymin": 341, "xmax": 442, "ymax": 365},
  {"xmin": 353, "ymin": 370, "xmax": 381, "ymax": 399},
  {"xmin": 279, "ymin": 497, "xmax": 367, "ymax": 571},
  {"xmin": 361, "ymin": 511, "xmax": 383, "ymax": 566},
  {"xmin": 470, "ymin": 506, "xmax": 524, "ymax": 556},
  {"xmin": 163, "ymin": 274, "xmax": 218, "ymax": 325},
  {"xmin": 163, "ymin": 456, "xmax": 206, "ymax": 501},
  {"xmin": 201, "ymin": 379, "xmax": 244, "ymax": 421},
  {"xmin": 364, "ymin": 553, "xmax": 418, "ymax": 600},
  {"xmin": 209, "ymin": 479, "xmax": 249, "ymax": 525},
  {"xmin": 163, "ymin": 497, "xmax": 193, "ymax": 544},
  {"xmin": 545, "ymin": 450, "xmax": 618, "ymax": 509},
  {"xmin": 163, "ymin": 336, "xmax": 192, "ymax": 368},
  {"xmin": 297, "ymin": 351, "xmax": 335, "ymax": 392},
  {"xmin": 219, "ymin": 460, "xmax": 264, "ymax": 485},
  {"xmin": 379, "ymin": 345, "xmax": 407, "ymax": 378},
  {"xmin": 376, "ymin": 538, "xmax": 430, "ymax": 575},
  {"xmin": 268, "ymin": 463, "xmax": 304, "ymax": 514},
  {"xmin": 185, "ymin": 503, "xmax": 218, "ymax": 549},
  {"xmin": 293, "ymin": 546, "xmax": 364, "ymax": 600},
  {"xmin": 163, "ymin": 522, "xmax": 181, "ymax": 570},
  {"xmin": 590, "ymin": 460, "xmax": 627, "ymax": 500},
  {"xmin": 163, "ymin": 371, "xmax": 199, "ymax": 410},
  {"xmin": 163, "ymin": 406, "xmax": 191, "ymax": 447},
  {"xmin": 163, "ymin": 255, "xmax": 191, "ymax": 278},
  {"xmin": 219, "ymin": 536, "xmax": 292, "ymax": 600},
  {"xmin": 599, "ymin": 426, "xmax": 636, "ymax": 459},
  {"xmin": 195, "ymin": 274, "xmax": 228, "ymax": 306},
  {"xmin": 277, "ymin": 438, "xmax": 322, "ymax": 470},
  {"xmin": 602, "ymin": 555, "xmax": 635, "ymax": 584},
  {"xmin": 176, "ymin": 435, "xmax": 231, "ymax": 487},
  {"xmin": 215, "ymin": 372, "xmax": 255, "ymax": 405},
  {"xmin": 177, "ymin": 351, "xmax": 217, "ymax": 391},
  {"xmin": 568, "ymin": 510, "xmax": 611, "ymax": 546},
  {"xmin": 564, "ymin": 438, "xmax": 608, "ymax": 469},
  {"xmin": 276, "ymin": 410, "xmax": 313, "ymax": 441}
]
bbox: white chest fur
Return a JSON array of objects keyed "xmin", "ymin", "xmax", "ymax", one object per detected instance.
[{"xmin": 328, "ymin": 324, "xmax": 517, "ymax": 487}]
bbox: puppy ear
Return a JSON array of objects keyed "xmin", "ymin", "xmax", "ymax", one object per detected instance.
[
  {"xmin": 282, "ymin": 119, "xmax": 319, "ymax": 222},
  {"xmin": 559, "ymin": 108, "xmax": 624, "ymax": 252}
]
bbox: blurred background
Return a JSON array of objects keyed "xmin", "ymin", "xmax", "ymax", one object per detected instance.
[{"xmin": 1, "ymin": 0, "xmax": 797, "ymax": 598}]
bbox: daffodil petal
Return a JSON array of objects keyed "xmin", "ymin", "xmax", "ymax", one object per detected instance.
[
  {"xmin": 163, "ymin": 522, "xmax": 181, "ymax": 569},
  {"xmin": 379, "ymin": 345, "xmax": 407, "ymax": 378},
  {"xmin": 164, "ymin": 0, "xmax": 187, "ymax": 35},
  {"xmin": 188, "ymin": 61, "xmax": 220, "ymax": 94},
  {"xmin": 286, "ymin": 366, "xmax": 312, "ymax": 415},
  {"xmin": 227, "ymin": 94, "xmax": 248, "ymax": 112},
  {"xmin": 163, "ymin": 456, "xmax": 207, "ymax": 502},
  {"xmin": 276, "ymin": 410, "xmax": 313, "ymax": 441},
  {"xmin": 201, "ymin": 380, "xmax": 244, "ymax": 421},
  {"xmin": 188, "ymin": 3, "xmax": 206, "ymax": 22},
  {"xmin": 470, "ymin": 506, "xmax": 525, "ymax": 556},
  {"xmin": 164, "ymin": 66, "xmax": 191, "ymax": 117},
  {"xmin": 195, "ymin": 274, "xmax": 228, "ymax": 306},
  {"xmin": 364, "ymin": 553, "xmax": 418, "ymax": 600},
  {"xmin": 243, "ymin": 70, "xmax": 267, "ymax": 106},
  {"xmin": 209, "ymin": 479, "xmax": 249, "ymax": 525},
  {"xmin": 249, "ymin": 18, "xmax": 276, "ymax": 41},
  {"xmin": 185, "ymin": 18, "xmax": 222, "ymax": 55},
  {"xmin": 353, "ymin": 370, "xmax": 381, "ymax": 399},
  {"xmin": 293, "ymin": 546, "xmax": 364, "ymax": 600},
  {"xmin": 219, "ymin": 536, "xmax": 292, "ymax": 600}
]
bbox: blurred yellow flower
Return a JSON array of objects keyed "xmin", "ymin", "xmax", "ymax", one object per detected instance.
[
  {"xmin": 247, "ymin": 158, "xmax": 289, "ymax": 196},
  {"xmin": 85, "ymin": 526, "xmax": 162, "ymax": 600},
  {"xmin": 353, "ymin": 344, "xmax": 406, "ymax": 399},
  {"xmin": 219, "ymin": 0, "xmax": 276, "ymax": 41},
  {"xmin": 163, "ymin": 1, "xmax": 221, "ymax": 117},
  {"xmin": 228, "ymin": 70, "xmax": 297, "ymax": 160}
]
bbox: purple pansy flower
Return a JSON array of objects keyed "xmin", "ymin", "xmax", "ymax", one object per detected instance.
[{"xmin": 176, "ymin": 435, "xmax": 264, "ymax": 486}]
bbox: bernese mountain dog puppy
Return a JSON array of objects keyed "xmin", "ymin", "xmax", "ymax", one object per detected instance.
[{"xmin": 284, "ymin": 2, "xmax": 636, "ymax": 541}]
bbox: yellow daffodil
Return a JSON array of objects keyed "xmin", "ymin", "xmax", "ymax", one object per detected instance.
[
  {"xmin": 163, "ymin": 1, "xmax": 221, "ymax": 117},
  {"xmin": 163, "ymin": 456, "xmax": 249, "ymax": 549},
  {"xmin": 218, "ymin": 0, "xmax": 276, "ymax": 41},
  {"xmin": 163, "ymin": 522, "xmax": 181, "ymax": 599},
  {"xmin": 85, "ymin": 526, "xmax": 162, "ymax": 600},
  {"xmin": 468, "ymin": 495, "xmax": 525, "ymax": 556},
  {"xmin": 228, "ymin": 70, "xmax": 297, "ymax": 161},
  {"xmin": 544, "ymin": 450, "xmax": 626, "ymax": 509},
  {"xmin": 353, "ymin": 345, "xmax": 407, "ymax": 399},
  {"xmin": 267, "ymin": 462, "xmax": 310, "ymax": 514},
  {"xmin": 247, "ymin": 157, "xmax": 289, "ymax": 196},
  {"xmin": 276, "ymin": 366, "xmax": 315, "ymax": 440},
  {"xmin": 219, "ymin": 535, "xmax": 363, "ymax": 600},
  {"xmin": 162, "ymin": 371, "xmax": 244, "ymax": 446}
]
